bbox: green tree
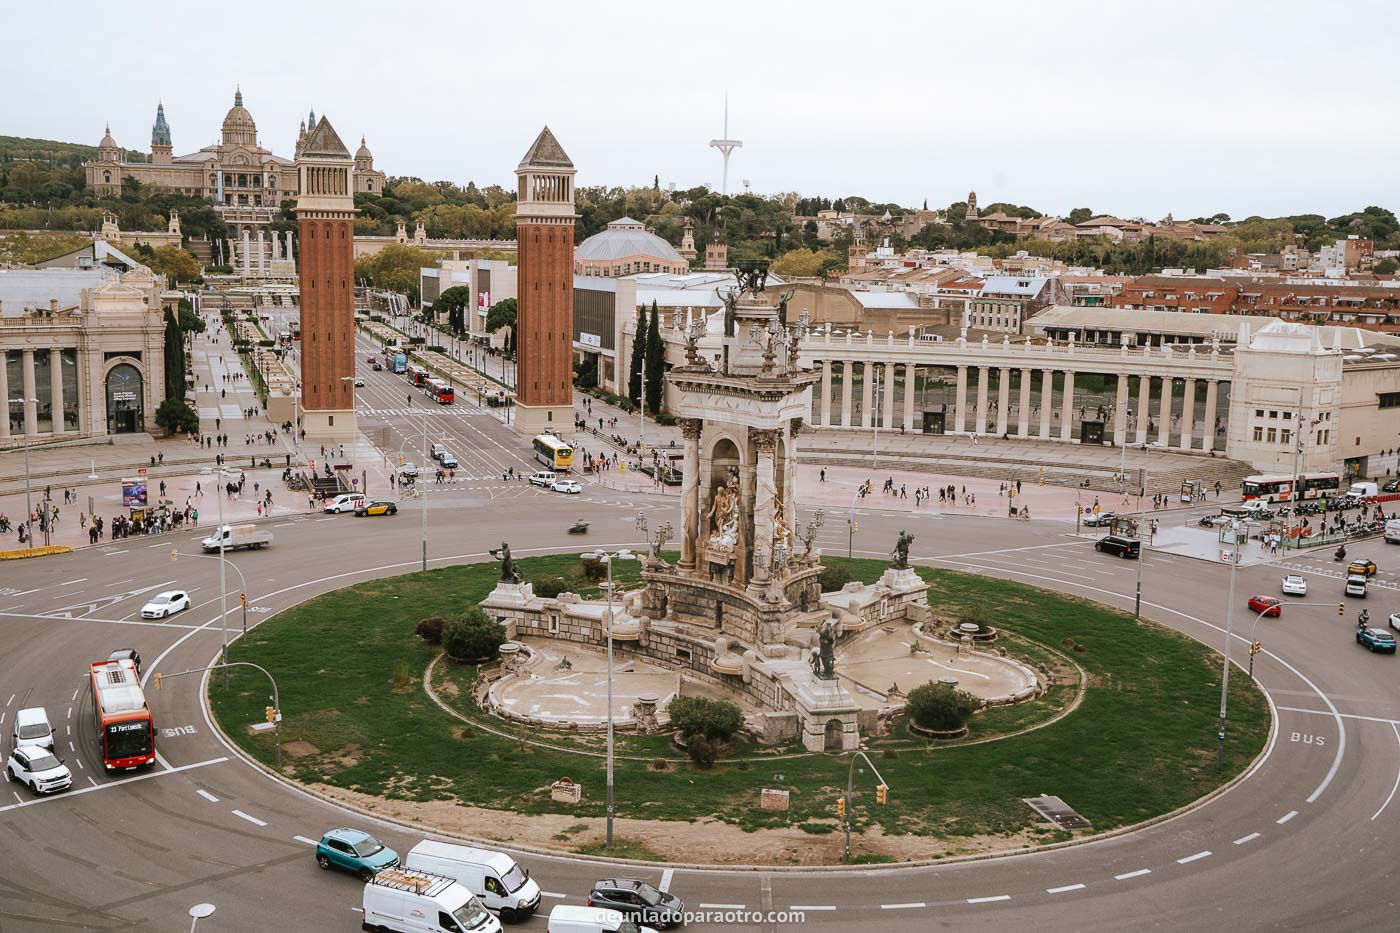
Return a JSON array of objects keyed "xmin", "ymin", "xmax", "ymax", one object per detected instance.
[
  {"xmin": 154, "ymin": 398, "xmax": 199, "ymax": 435},
  {"xmin": 668, "ymin": 696, "xmax": 744, "ymax": 740},
  {"xmin": 176, "ymin": 298, "xmax": 206, "ymax": 334},
  {"xmin": 146, "ymin": 245, "xmax": 202, "ymax": 284},
  {"xmin": 441, "ymin": 609, "xmax": 506, "ymax": 662},
  {"xmin": 162, "ymin": 308, "xmax": 185, "ymax": 403},
  {"xmin": 1374, "ymin": 257, "xmax": 1399, "ymax": 275},
  {"xmin": 644, "ymin": 300, "xmax": 664, "ymax": 415},
  {"xmin": 485, "ymin": 297, "xmax": 516, "ymax": 354},
  {"xmin": 907, "ymin": 681, "xmax": 980, "ymax": 732},
  {"xmin": 771, "ymin": 247, "xmax": 839, "ymax": 278},
  {"xmin": 352, "ymin": 244, "xmax": 440, "ymax": 306},
  {"xmin": 945, "ymin": 201, "xmax": 968, "ymax": 223},
  {"xmin": 436, "ymin": 285, "xmax": 472, "ymax": 335},
  {"xmin": 627, "ymin": 306, "xmax": 645, "ymax": 406},
  {"xmin": 1067, "ymin": 207, "xmax": 1095, "ymax": 225}
]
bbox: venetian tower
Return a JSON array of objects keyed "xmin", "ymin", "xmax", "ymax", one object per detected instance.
[
  {"xmin": 150, "ymin": 103, "xmax": 172, "ymax": 164},
  {"xmin": 295, "ymin": 116, "xmax": 357, "ymax": 439},
  {"xmin": 513, "ymin": 127, "xmax": 577, "ymax": 435}
]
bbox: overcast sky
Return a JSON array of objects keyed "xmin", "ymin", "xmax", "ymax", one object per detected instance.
[{"xmin": 5, "ymin": 0, "xmax": 1397, "ymax": 220}]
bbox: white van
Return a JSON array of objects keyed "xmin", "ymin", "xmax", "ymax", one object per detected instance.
[
  {"xmin": 324, "ymin": 493, "xmax": 366, "ymax": 514},
  {"xmin": 362, "ymin": 868, "xmax": 502, "ymax": 933},
  {"xmin": 12, "ymin": 707, "xmax": 54, "ymax": 751},
  {"xmin": 1385, "ymin": 518, "xmax": 1400, "ymax": 544},
  {"xmin": 404, "ymin": 841, "xmax": 542, "ymax": 923},
  {"xmin": 545, "ymin": 905, "xmax": 657, "ymax": 933},
  {"xmin": 1348, "ymin": 481, "xmax": 1380, "ymax": 499}
]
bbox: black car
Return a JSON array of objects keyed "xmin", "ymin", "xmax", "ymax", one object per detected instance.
[
  {"xmin": 108, "ymin": 648, "xmax": 142, "ymax": 675},
  {"xmin": 1095, "ymin": 535, "xmax": 1140, "ymax": 559},
  {"xmin": 588, "ymin": 879, "xmax": 685, "ymax": 928}
]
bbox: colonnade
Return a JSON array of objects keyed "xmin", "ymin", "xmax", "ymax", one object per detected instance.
[{"xmin": 1, "ymin": 347, "xmax": 78, "ymax": 439}]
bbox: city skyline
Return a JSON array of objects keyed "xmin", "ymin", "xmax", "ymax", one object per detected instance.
[{"xmin": 4, "ymin": 0, "xmax": 1399, "ymax": 219}]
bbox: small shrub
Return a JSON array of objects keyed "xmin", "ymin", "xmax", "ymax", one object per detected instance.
[
  {"xmin": 652, "ymin": 757, "xmax": 669, "ymax": 772},
  {"xmin": 907, "ymin": 681, "xmax": 980, "ymax": 732},
  {"xmin": 736, "ymin": 759, "xmax": 750, "ymax": 771},
  {"xmin": 819, "ymin": 564, "xmax": 853, "ymax": 592},
  {"xmin": 653, "ymin": 411, "xmax": 677, "ymax": 427},
  {"xmin": 441, "ymin": 609, "xmax": 506, "ymax": 663},
  {"xmin": 881, "ymin": 749, "xmax": 898, "ymax": 760},
  {"xmin": 687, "ymin": 733, "xmax": 716, "ymax": 769},
  {"xmin": 425, "ymin": 345, "xmax": 446, "ymax": 353},
  {"xmin": 1074, "ymin": 643, "xmax": 1087, "ymax": 654},
  {"xmin": 389, "ymin": 661, "xmax": 414, "ymax": 691},
  {"xmin": 669, "ymin": 696, "xmax": 744, "ymax": 741},
  {"xmin": 580, "ymin": 556, "xmax": 608, "ymax": 583},
  {"xmin": 415, "ymin": 616, "xmax": 446, "ymax": 644},
  {"xmin": 533, "ymin": 576, "xmax": 574, "ymax": 599}
]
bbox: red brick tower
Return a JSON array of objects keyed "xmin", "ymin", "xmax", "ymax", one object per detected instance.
[
  {"xmin": 295, "ymin": 116, "xmax": 357, "ymax": 439},
  {"xmin": 514, "ymin": 127, "xmax": 577, "ymax": 435}
]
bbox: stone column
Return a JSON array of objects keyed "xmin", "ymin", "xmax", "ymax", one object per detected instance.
[
  {"xmin": 1017, "ymin": 368, "xmax": 1032, "ymax": 437},
  {"xmin": 820, "ymin": 360, "xmax": 832, "ymax": 427},
  {"xmin": 1157, "ymin": 377, "xmax": 1173, "ymax": 446},
  {"xmin": 259, "ymin": 230, "xmax": 268, "ymax": 276},
  {"xmin": 902, "ymin": 363, "xmax": 916, "ymax": 430},
  {"xmin": 953, "ymin": 365, "xmax": 968, "ymax": 434},
  {"xmin": 0, "ymin": 351, "xmax": 9, "ymax": 438},
  {"xmin": 882, "ymin": 363, "xmax": 896, "ymax": 430},
  {"xmin": 1202, "ymin": 380, "xmax": 1219, "ymax": 453},
  {"xmin": 1134, "ymin": 376, "xmax": 1150, "ymax": 445},
  {"xmin": 21, "ymin": 348, "xmax": 38, "ymax": 436},
  {"xmin": 1039, "ymin": 369, "xmax": 1054, "ymax": 438},
  {"xmin": 48, "ymin": 348, "xmax": 64, "ymax": 434},
  {"xmin": 1059, "ymin": 370, "xmax": 1075, "ymax": 441},
  {"xmin": 1113, "ymin": 375, "xmax": 1130, "ymax": 446},
  {"xmin": 840, "ymin": 361, "xmax": 853, "ymax": 428},
  {"xmin": 679, "ymin": 419, "xmax": 702, "ymax": 571},
  {"xmin": 271, "ymin": 230, "xmax": 281, "ymax": 261},
  {"xmin": 861, "ymin": 363, "xmax": 874, "ymax": 429},
  {"xmin": 1179, "ymin": 377, "xmax": 1196, "ymax": 451},
  {"xmin": 286, "ymin": 230, "xmax": 295, "ymax": 263},
  {"xmin": 995, "ymin": 366, "xmax": 1010, "ymax": 436},
  {"xmin": 750, "ymin": 429, "xmax": 779, "ymax": 588},
  {"xmin": 241, "ymin": 228, "xmax": 251, "ymax": 277},
  {"xmin": 974, "ymin": 367, "xmax": 989, "ymax": 435}
]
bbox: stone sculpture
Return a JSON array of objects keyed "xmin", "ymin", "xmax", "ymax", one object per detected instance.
[
  {"xmin": 891, "ymin": 530, "xmax": 914, "ymax": 570},
  {"xmin": 490, "ymin": 542, "xmax": 521, "ymax": 583}
]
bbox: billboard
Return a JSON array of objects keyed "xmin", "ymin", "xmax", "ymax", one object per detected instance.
[{"xmin": 121, "ymin": 479, "xmax": 148, "ymax": 508}]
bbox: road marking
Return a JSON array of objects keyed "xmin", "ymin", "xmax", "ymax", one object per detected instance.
[
  {"xmin": 106, "ymin": 549, "xmax": 127, "ymax": 555},
  {"xmin": 12, "ymin": 791, "xmax": 20, "ymax": 803},
  {"xmin": 87, "ymin": 776, "xmax": 97, "ymax": 787},
  {"xmin": 74, "ymin": 759, "xmax": 83, "ymax": 770},
  {"xmin": 58, "ymin": 579, "xmax": 87, "ymax": 586},
  {"xmin": 659, "ymin": 869, "xmax": 673, "ymax": 892},
  {"xmin": 1176, "ymin": 851, "xmax": 1212, "ymax": 864},
  {"xmin": 196, "ymin": 789, "xmax": 220, "ymax": 802},
  {"xmin": 789, "ymin": 905, "xmax": 835, "ymax": 911},
  {"xmin": 294, "ymin": 835, "xmax": 319, "ymax": 846},
  {"xmin": 314, "ymin": 517, "xmax": 336, "ymax": 522},
  {"xmin": 1047, "ymin": 884, "xmax": 1085, "ymax": 894},
  {"xmin": 66, "ymin": 706, "xmax": 71, "ymax": 719},
  {"xmin": 1278, "ymin": 706, "xmax": 1400, "ymax": 726},
  {"xmin": 70, "ymin": 687, "xmax": 79, "ymax": 702},
  {"xmin": 231, "ymin": 808, "xmax": 267, "ymax": 827},
  {"xmin": 68, "ymin": 741, "xmax": 74, "ymax": 752},
  {"xmin": 0, "ymin": 756, "xmax": 227, "ymax": 813},
  {"xmin": 881, "ymin": 902, "xmax": 926, "ymax": 909},
  {"xmin": 1374, "ymin": 722, "xmax": 1400, "ymax": 821},
  {"xmin": 5, "ymin": 694, "xmax": 12, "ymax": 706},
  {"xmin": 1115, "ymin": 869, "xmax": 1151, "ymax": 880},
  {"xmin": 698, "ymin": 903, "xmax": 744, "ymax": 909},
  {"xmin": 967, "ymin": 895, "xmax": 1011, "ymax": 904},
  {"xmin": 1234, "ymin": 832, "xmax": 1261, "ymax": 845},
  {"xmin": 1276, "ymin": 810, "xmax": 1298, "ymax": 824}
]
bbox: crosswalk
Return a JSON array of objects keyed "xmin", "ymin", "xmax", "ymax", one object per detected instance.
[
  {"xmin": 358, "ymin": 406, "xmax": 494, "ymax": 418},
  {"xmin": 1277, "ymin": 555, "xmax": 1400, "ymax": 593}
]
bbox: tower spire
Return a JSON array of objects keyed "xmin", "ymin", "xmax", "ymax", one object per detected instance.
[{"xmin": 708, "ymin": 92, "xmax": 743, "ymax": 197}]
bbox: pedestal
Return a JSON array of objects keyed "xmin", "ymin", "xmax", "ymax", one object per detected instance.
[
  {"xmin": 790, "ymin": 669, "xmax": 861, "ymax": 752},
  {"xmin": 484, "ymin": 581, "xmax": 536, "ymax": 608}
]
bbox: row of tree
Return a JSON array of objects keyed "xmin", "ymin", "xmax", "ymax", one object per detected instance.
[{"xmin": 627, "ymin": 301, "xmax": 665, "ymax": 415}]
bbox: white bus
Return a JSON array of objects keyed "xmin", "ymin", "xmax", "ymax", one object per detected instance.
[
  {"xmin": 532, "ymin": 434, "xmax": 574, "ymax": 471},
  {"xmin": 1241, "ymin": 471, "xmax": 1341, "ymax": 503}
]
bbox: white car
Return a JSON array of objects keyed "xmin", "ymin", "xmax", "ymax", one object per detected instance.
[
  {"xmin": 353, "ymin": 376, "xmax": 366, "ymax": 387},
  {"xmin": 12, "ymin": 707, "xmax": 54, "ymax": 751},
  {"xmin": 6, "ymin": 746, "xmax": 71, "ymax": 795},
  {"xmin": 141, "ymin": 590, "xmax": 191, "ymax": 619},
  {"xmin": 399, "ymin": 462, "xmax": 419, "ymax": 478},
  {"xmin": 323, "ymin": 494, "xmax": 365, "ymax": 514},
  {"xmin": 1281, "ymin": 575, "xmax": 1308, "ymax": 596},
  {"xmin": 552, "ymin": 479, "xmax": 581, "ymax": 494}
]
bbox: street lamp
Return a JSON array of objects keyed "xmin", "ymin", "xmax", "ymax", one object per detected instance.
[
  {"xmin": 1132, "ymin": 442, "xmax": 1164, "ymax": 619},
  {"xmin": 8, "ymin": 397, "xmax": 39, "ymax": 542},
  {"xmin": 395, "ymin": 416, "xmax": 433, "ymax": 573},
  {"xmin": 188, "ymin": 903, "xmax": 215, "ymax": 933},
  {"xmin": 1217, "ymin": 517, "xmax": 1257, "ymax": 771},
  {"xmin": 579, "ymin": 545, "xmax": 637, "ymax": 848},
  {"xmin": 871, "ymin": 365, "xmax": 883, "ymax": 469},
  {"xmin": 842, "ymin": 748, "xmax": 892, "ymax": 861}
]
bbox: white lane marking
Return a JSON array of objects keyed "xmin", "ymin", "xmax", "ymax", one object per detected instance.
[
  {"xmin": 967, "ymin": 895, "xmax": 1012, "ymax": 904},
  {"xmin": 274, "ymin": 522, "xmax": 296, "ymax": 527},
  {"xmin": 196, "ymin": 789, "xmax": 220, "ymax": 802},
  {"xmin": 313, "ymin": 517, "xmax": 336, "ymax": 522},
  {"xmin": 1047, "ymin": 884, "xmax": 1085, "ymax": 894},
  {"xmin": 70, "ymin": 687, "xmax": 79, "ymax": 702},
  {"xmin": 1372, "ymin": 723, "xmax": 1400, "ymax": 821},
  {"xmin": 1234, "ymin": 832, "xmax": 1261, "ymax": 845},
  {"xmin": 697, "ymin": 903, "xmax": 744, "ymax": 909},
  {"xmin": 147, "ymin": 542, "xmax": 169, "ymax": 549},
  {"xmin": 5, "ymin": 694, "xmax": 12, "ymax": 706},
  {"xmin": 1177, "ymin": 851, "xmax": 1212, "ymax": 864},
  {"xmin": 790, "ymin": 905, "xmax": 835, "ymax": 911},
  {"xmin": 12, "ymin": 791, "xmax": 20, "ymax": 803},
  {"xmin": 8, "ymin": 588, "xmax": 40, "ymax": 597},
  {"xmin": 0, "ymin": 757, "xmax": 227, "ymax": 813},
  {"xmin": 1276, "ymin": 810, "xmax": 1298, "ymax": 824},
  {"xmin": 106, "ymin": 550, "xmax": 127, "ymax": 555},
  {"xmin": 881, "ymin": 902, "xmax": 926, "ymax": 909},
  {"xmin": 67, "ymin": 742, "xmax": 74, "ymax": 752},
  {"xmin": 1277, "ymin": 706, "xmax": 1400, "ymax": 725},
  {"xmin": 0, "ymin": 610, "xmax": 203, "ymax": 631},
  {"xmin": 1115, "ymin": 869, "xmax": 1151, "ymax": 880},
  {"xmin": 294, "ymin": 835, "xmax": 319, "ymax": 846},
  {"xmin": 232, "ymin": 809, "xmax": 267, "ymax": 827},
  {"xmin": 74, "ymin": 759, "xmax": 83, "ymax": 770},
  {"xmin": 66, "ymin": 707, "xmax": 71, "ymax": 720},
  {"xmin": 86, "ymin": 776, "xmax": 97, "ymax": 787},
  {"xmin": 658, "ymin": 869, "xmax": 673, "ymax": 892},
  {"xmin": 58, "ymin": 579, "xmax": 87, "ymax": 587}
]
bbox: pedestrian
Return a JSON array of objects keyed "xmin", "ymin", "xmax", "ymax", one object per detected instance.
[{"xmin": 820, "ymin": 468, "xmax": 826, "ymax": 483}]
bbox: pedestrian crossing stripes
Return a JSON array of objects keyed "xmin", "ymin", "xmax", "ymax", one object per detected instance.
[{"xmin": 358, "ymin": 406, "xmax": 493, "ymax": 417}]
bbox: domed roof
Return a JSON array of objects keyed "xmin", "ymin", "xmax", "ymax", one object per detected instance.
[
  {"xmin": 355, "ymin": 135, "xmax": 372, "ymax": 161},
  {"xmin": 222, "ymin": 88, "xmax": 257, "ymax": 144},
  {"xmin": 576, "ymin": 217, "xmax": 683, "ymax": 264},
  {"xmin": 99, "ymin": 124, "xmax": 117, "ymax": 150}
]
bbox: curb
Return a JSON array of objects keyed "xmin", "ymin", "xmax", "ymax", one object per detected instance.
[{"xmin": 0, "ymin": 545, "xmax": 73, "ymax": 560}]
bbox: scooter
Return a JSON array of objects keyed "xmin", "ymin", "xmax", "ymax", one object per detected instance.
[
  {"xmin": 1334, "ymin": 546, "xmax": 1348, "ymax": 562},
  {"xmin": 568, "ymin": 520, "xmax": 590, "ymax": 535}
]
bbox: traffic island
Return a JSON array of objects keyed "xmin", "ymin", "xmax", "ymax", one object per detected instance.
[{"xmin": 208, "ymin": 554, "xmax": 1270, "ymax": 866}]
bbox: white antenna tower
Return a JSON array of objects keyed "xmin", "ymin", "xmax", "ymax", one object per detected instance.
[{"xmin": 709, "ymin": 92, "xmax": 743, "ymax": 196}]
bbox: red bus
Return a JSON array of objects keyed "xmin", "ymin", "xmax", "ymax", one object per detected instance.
[
  {"xmin": 89, "ymin": 658, "xmax": 156, "ymax": 771},
  {"xmin": 406, "ymin": 364, "xmax": 429, "ymax": 387},
  {"xmin": 427, "ymin": 377, "xmax": 454, "ymax": 405}
]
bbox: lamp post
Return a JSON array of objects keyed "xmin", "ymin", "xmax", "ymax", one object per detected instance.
[
  {"xmin": 580, "ymin": 545, "xmax": 637, "ymax": 848},
  {"xmin": 394, "ymin": 416, "xmax": 432, "ymax": 573},
  {"xmin": 1217, "ymin": 517, "xmax": 1256, "ymax": 771},
  {"xmin": 842, "ymin": 748, "xmax": 891, "ymax": 861},
  {"xmin": 8, "ymin": 398, "xmax": 38, "ymax": 540},
  {"xmin": 1133, "ymin": 442, "xmax": 1162, "ymax": 619},
  {"xmin": 174, "ymin": 547, "xmax": 248, "ymax": 635},
  {"xmin": 188, "ymin": 903, "xmax": 216, "ymax": 933}
]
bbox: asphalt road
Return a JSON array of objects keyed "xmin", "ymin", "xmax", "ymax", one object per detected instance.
[{"xmin": 3, "ymin": 357, "xmax": 1399, "ymax": 931}]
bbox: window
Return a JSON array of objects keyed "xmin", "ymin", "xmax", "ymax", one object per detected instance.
[
  {"xmin": 1379, "ymin": 392, "xmax": 1400, "ymax": 409},
  {"xmin": 1268, "ymin": 410, "xmax": 1277, "ymax": 419},
  {"xmin": 1254, "ymin": 426, "xmax": 1264, "ymax": 442},
  {"xmin": 1267, "ymin": 428, "xmax": 1277, "ymax": 442},
  {"xmin": 1255, "ymin": 409, "xmax": 1264, "ymax": 417},
  {"xmin": 1281, "ymin": 430, "xmax": 1292, "ymax": 446}
]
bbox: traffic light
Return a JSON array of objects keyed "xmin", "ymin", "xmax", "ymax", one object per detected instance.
[
  {"xmin": 239, "ymin": 592, "xmax": 247, "ymax": 607},
  {"xmin": 154, "ymin": 672, "xmax": 163, "ymax": 691},
  {"xmin": 853, "ymin": 521, "xmax": 859, "ymax": 533},
  {"xmin": 835, "ymin": 796, "xmax": 846, "ymax": 818},
  {"xmin": 171, "ymin": 548, "xmax": 178, "ymax": 562},
  {"xmin": 1251, "ymin": 641, "xmax": 1261, "ymax": 655},
  {"xmin": 876, "ymin": 783, "xmax": 889, "ymax": 805},
  {"xmin": 1339, "ymin": 603, "xmax": 1346, "ymax": 616},
  {"xmin": 265, "ymin": 706, "xmax": 277, "ymax": 723}
]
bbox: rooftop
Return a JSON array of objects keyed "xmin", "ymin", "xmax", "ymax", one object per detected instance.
[{"xmin": 0, "ymin": 268, "xmax": 114, "ymax": 316}]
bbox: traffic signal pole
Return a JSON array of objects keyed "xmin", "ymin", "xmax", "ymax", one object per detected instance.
[
  {"xmin": 156, "ymin": 661, "xmax": 282, "ymax": 770},
  {"xmin": 843, "ymin": 750, "xmax": 891, "ymax": 862}
]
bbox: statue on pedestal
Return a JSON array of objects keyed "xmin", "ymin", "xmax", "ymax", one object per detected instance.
[
  {"xmin": 891, "ymin": 530, "xmax": 914, "ymax": 570},
  {"xmin": 810, "ymin": 618, "xmax": 837, "ymax": 679},
  {"xmin": 706, "ymin": 476, "xmax": 740, "ymax": 551},
  {"xmin": 490, "ymin": 542, "xmax": 521, "ymax": 584}
]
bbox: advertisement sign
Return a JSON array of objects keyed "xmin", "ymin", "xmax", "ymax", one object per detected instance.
[
  {"xmin": 121, "ymin": 479, "xmax": 148, "ymax": 508},
  {"xmin": 478, "ymin": 290, "xmax": 491, "ymax": 310},
  {"xmin": 579, "ymin": 332, "xmax": 602, "ymax": 349}
]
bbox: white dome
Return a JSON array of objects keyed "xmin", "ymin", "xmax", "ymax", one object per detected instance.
[{"xmin": 577, "ymin": 217, "xmax": 683, "ymax": 264}]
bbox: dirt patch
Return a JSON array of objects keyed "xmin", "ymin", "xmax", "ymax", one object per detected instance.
[
  {"xmin": 309, "ymin": 784, "xmax": 1057, "ymax": 866},
  {"xmin": 331, "ymin": 743, "xmax": 362, "ymax": 769},
  {"xmin": 439, "ymin": 679, "xmax": 460, "ymax": 699},
  {"xmin": 282, "ymin": 740, "xmax": 320, "ymax": 758}
]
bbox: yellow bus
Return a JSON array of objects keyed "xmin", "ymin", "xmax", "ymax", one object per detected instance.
[{"xmin": 532, "ymin": 434, "xmax": 574, "ymax": 471}]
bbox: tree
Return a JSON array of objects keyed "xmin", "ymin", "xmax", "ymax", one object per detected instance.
[
  {"xmin": 146, "ymin": 245, "xmax": 201, "ymax": 284},
  {"xmin": 1067, "ymin": 207, "xmax": 1095, "ymax": 225},
  {"xmin": 162, "ymin": 309, "xmax": 185, "ymax": 402},
  {"xmin": 644, "ymin": 300, "xmax": 664, "ymax": 415},
  {"xmin": 771, "ymin": 247, "xmax": 838, "ymax": 278},
  {"xmin": 627, "ymin": 306, "xmax": 645, "ymax": 406},
  {"xmin": 352, "ymin": 244, "xmax": 439, "ymax": 306},
  {"xmin": 154, "ymin": 398, "xmax": 198, "ymax": 435},
  {"xmin": 436, "ymin": 285, "xmax": 472, "ymax": 335},
  {"xmin": 1375, "ymin": 257, "xmax": 1399, "ymax": 275},
  {"xmin": 945, "ymin": 201, "xmax": 968, "ymax": 224},
  {"xmin": 177, "ymin": 299, "xmax": 206, "ymax": 334},
  {"xmin": 668, "ymin": 696, "xmax": 744, "ymax": 740},
  {"xmin": 907, "ymin": 681, "xmax": 980, "ymax": 732},
  {"xmin": 441, "ymin": 609, "xmax": 506, "ymax": 662},
  {"xmin": 484, "ymin": 297, "xmax": 516, "ymax": 354}
]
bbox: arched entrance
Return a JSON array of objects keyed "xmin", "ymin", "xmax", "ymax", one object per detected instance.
[
  {"xmin": 106, "ymin": 363, "xmax": 145, "ymax": 434},
  {"xmin": 823, "ymin": 718, "xmax": 844, "ymax": 752}
]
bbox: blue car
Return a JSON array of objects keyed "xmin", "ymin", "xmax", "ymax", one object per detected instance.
[
  {"xmin": 315, "ymin": 828, "xmax": 399, "ymax": 880},
  {"xmin": 1357, "ymin": 628, "xmax": 1397, "ymax": 654}
]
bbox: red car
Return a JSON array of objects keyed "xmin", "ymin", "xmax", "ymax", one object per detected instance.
[
  {"xmin": 367, "ymin": 355, "xmax": 377, "ymax": 364},
  {"xmin": 1247, "ymin": 595, "xmax": 1282, "ymax": 617}
]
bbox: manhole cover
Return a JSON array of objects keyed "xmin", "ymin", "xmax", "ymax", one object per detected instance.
[{"xmin": 1023, "ymin": 795, "xmax": 1092, "ymax": 830}]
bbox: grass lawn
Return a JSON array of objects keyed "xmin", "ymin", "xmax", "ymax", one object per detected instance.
[{"xmin": 210, "ymin": 554, "xmax": 1269, "ymax": 856}]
